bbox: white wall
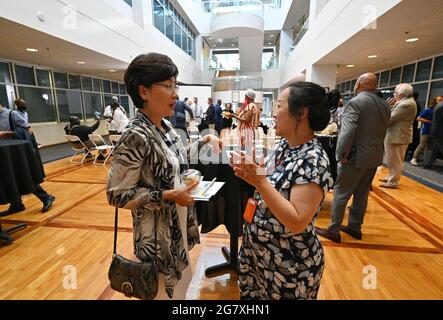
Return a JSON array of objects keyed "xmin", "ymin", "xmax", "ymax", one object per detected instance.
[
  {"xmin": 280, "ymin": 0, "xmax": 402, "ymax": 87},
  {"xmin": 0, "ymin": 0, "xmax": 202, "ymax": 84}
]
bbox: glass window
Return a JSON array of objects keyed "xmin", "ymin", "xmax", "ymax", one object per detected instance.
[
  {"xmin": 429, "ymin": 81, "xmax": 443, "ymax": 106},
  {"xmin": 68, "ymin": 74, "xmax": 81, "ymax": 89},
  {"xmin": 154, "ymin": 0, "xmax": 165, "ymax": 33},
  {"xmin": 104, "ymin": 94, "xmax": 115, "ymax": 108},
  {"xmin": 380, "ymin": 71, "xmax": 390, "ymax": 87},
  {"xmin": 390, "ymin": 67, "xmax": 402, "ymax": 86},
  {"xmin": 174, "ymin": 21, "xmax": 182, "ymax": 47},
  {"xmin": 18, "ymin": 87, "xmax": 56, "ymax": 123},
  {"xmin": 56, "ymin": 90, "xmax": 83, "ymax": 122},
  {"xmin": 93, "ymin": 78, "xmax": 102, "ymax": 92},
  {"xmin": 380, "ymin": 87, "xmax": 395, "ymax": 100},
  {"xmin": 111, "ymin": 82, "xmax": 119, "ymax": 94},
  {"xmin": 119, "ymin": 83, "xmax": 126, "ymax": 94},
  {"xmin": 374, "ymin": 73, "xmax": 380, "ymax": 87},
  {"xmin": 187, "ymin": 37, "xmax": 192, "ymax": 56},
  {"xmin": 15, "ymin": 64, "xmax": 35, "ymax": 85},
  {"xmin": 120, "ymin": 96, "xmax": 130, "ymax": 114},
  {"xmin": 415, "ymin": 59, "xmax": 432, "ymax": 82},
  {"xmin": 182, "ymin": 29, "xmax": 188, "ymax": 52},
  {"xmin": 54, "ymin": 72, "xmax": 69, "ymax": 89},
  {"xmin": 351, "ymin": 79, "xmax": 357, "ymax": 92},
  {"xmin": 340, "ymin": 83, "xmax": 345, "ymax": 93},
  {"xmin": 83, "ymin": 92, "xmax": 102, "ymax": 118},
  {"xmin": 36, "ymin": 69, "xmax": 51, "ymax": 87},
  {"xmin": 103, "ymin": 80, "xmax": 111, "ymax": 93},
  {"xmin": 0, "ymin": 85, "xmax": 8, "ymax": 107},
  {"xmin": 411, "ymin": 83, "xmax": 429, "ymax": 111},
  {"xmin": 432, "ymin": 55, "xmax": 443, "ymax": 79},
  {"xmin": 0, "ymin": 62, "xmax": 11, "ymax": 83},
  {"xmin": 81, "ymin": 76, "xmax": 93, "ymax": 91},
  {"xmin": 402, "ymin": 64, "xmax": 415, "ymax": 83},
  {"xmin": 165, "ymin": 11, "xmax": 174, "ymax": 42}
]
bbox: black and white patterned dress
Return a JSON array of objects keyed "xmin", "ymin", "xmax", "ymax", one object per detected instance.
[{"xmin": 239, "ymin": 138, "xmax": 333, "ymax": 300}]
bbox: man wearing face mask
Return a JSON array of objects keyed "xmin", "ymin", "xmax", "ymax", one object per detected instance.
[{"xmin": 0, "ymin": 100, "xmax": 56, "ymax": 216}]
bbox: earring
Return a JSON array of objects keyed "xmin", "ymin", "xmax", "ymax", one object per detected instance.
[{"xmin": 142, "ymin": 101, "xmax": 149, "ymax": 109}]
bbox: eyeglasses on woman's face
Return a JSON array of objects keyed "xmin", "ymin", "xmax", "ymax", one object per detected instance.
[{"xmin": 153, "ymin": 82, "xmax": 179, "ymax": 94}]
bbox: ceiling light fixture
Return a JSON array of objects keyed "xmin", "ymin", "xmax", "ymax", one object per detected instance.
[
  {"xmin": 217, "ymin": 38, "xmax": 223, "ymax": 43},
  {"xmin": 346, "ymin": 64, "xmax": 355, "ymax": 68},
  {"xmin": 109, "ymin": 70, "xmax": 116, "ymax": 72},
  {"xmin": 26, "ymin": 48, "xmax": 38, "ymax": 52},
  {"xmin": 77, "ymin": 61, "xmax": 86, "ymax": 64},
  {"xmin": 270, "ymin": 34, "xmax": 275, "ymax": 38},
  {"xmin": 368, "ymin": 55, "xmax": 378, "ymax": 59},
  {"xmin": 406, "ymin": 37, "xmax": 419, "ymax": 43}
]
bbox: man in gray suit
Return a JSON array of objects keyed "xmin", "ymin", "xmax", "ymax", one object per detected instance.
[
  {"xmin": 380, "ymin": 83, "xmax": 417, "ymax": 188},
  {"xmin": 316, "ymin": 73, "xmax": 391, "ymax": 243}
]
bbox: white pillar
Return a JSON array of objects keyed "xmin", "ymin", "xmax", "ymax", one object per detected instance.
[
  {"xmin": 309, "ymin": 0, "xmax": 329, "ymax": 28},
  {"xmin": 133, "ymin": 0, "xmax": 152, "ymax": 29},
  {"xmin": 279, "ymin": 29, "xmax": 293, "ymax": 64},
  {"xmin": 306, "ymin": 64, "xmax": 337, "ymax": 91}
]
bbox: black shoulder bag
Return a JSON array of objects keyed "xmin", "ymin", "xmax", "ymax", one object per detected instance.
[{"xmin": 108, "ymin": 207, "xmax": 159, "ymax": 300}]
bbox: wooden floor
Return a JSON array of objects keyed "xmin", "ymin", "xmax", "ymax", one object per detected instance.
[{"xmin": 0, "ymin": 159, "xmax": 442, "ymax": 300}]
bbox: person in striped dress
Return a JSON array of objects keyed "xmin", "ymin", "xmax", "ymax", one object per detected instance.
[{"xmin": 228, "ymin": 89, "xmax": 259, "ymax": 149}]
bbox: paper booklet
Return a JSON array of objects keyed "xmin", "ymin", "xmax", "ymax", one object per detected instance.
[{"xmin": 191, "ymin": 181, "xmax": 225, "ymax": 202}]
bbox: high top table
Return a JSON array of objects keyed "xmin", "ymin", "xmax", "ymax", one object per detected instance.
[{"xmin": 0, "ymin": 139, "xmax": 44, "ymax": 244}]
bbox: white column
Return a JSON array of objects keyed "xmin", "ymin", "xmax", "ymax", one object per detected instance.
[
  {"xmin": 279, "ymin": 29, "xmax": 293, "ymax": 65},
  {"xmin": 305, "ymin": 64, "xmax": 337, "ymax": 91},
  {"xmin": 133, "ymin": 0, "xmax": 152, "ymax": 29},
  {"xmin": 309, "ymin": 0, "xmax": 330, "ymax": 28}
]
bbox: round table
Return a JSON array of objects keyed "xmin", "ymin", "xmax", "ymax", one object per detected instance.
[{"xmin": 0, "ymin": 139, "xmax": 44, "ymax": 244}]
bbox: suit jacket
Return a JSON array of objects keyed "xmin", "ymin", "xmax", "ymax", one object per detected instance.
[
  {"xmin": 385, "ymin": 97, "xmax": 417, "ymax": 145},
  {"xmin": 336, "ymin": 91, "xmax": 391, "ymax": 169}
]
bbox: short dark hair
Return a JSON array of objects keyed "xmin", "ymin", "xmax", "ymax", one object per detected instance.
[
  {"xmin": 124, "ymin": 53, "xmax": 179, "ymax": 108},
  {"xmin": 326, "ymin": 89, "xmax": 341, "ymax": 110},
  {"xmin": 286, "ymin": 82, "xmax": 330, "ymax": 132}
]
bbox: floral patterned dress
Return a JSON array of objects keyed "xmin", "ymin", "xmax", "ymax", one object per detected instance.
[{"xmin": 239, "ymin": 138, "xmax": 333, "ymax": 300}]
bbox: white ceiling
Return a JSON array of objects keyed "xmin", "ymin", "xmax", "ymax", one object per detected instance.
[
  {"xmin": 0, "ymin": 18, "xmax": 127, "ymax": 81},
  {"xmin": 321, "ymin": 0, "xmax": 443, "ymax": 82}
]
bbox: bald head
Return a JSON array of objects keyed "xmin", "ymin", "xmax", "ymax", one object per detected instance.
[{"xmin": 355, "ymin": 73, "xmax": 378, "ymax": 94}]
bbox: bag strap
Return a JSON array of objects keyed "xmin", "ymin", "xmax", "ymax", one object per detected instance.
[
  {"xmin": 113, "ymin": 207, "xmax": 157, "ymax": 267},
  {"xmin": 8, "ymin": 110, "xmax": 16, "ymax": 131}
]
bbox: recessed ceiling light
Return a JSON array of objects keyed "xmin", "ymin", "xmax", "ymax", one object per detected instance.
[
  {"xmin": 77, "ymin": 61, "xmax": 86, "ymax": 64},
  {"xmin": 270, "ymin": 34, "xmax": 275, "ymax": 38},
  {"xmin": 26, "ymin": 48, "xmax": 38, "ymax": 52},
  {"xmin": 231, "ymin": 44, "xmax": 235, "ymax": 47},
  {"xmin": 109, "ymin": 70, "xmax": 116, "ymax": 72},
  {"xmin": 406, "ymin": 37, "xmax": 419, "ymax": 43},
  {"xmin": 346, "ymin": 64, "xmax": 355, "ymax": 68},
  {"xmin": 368, "ymin": 55, "xmax": 378, "ymax": 59},
  {"xmin": 217, "ymin": 38, "xmax": 223, "ymax": 43},
  {"xmin": 268, "ymin": 42, "xmax": 272, "ymax": 45}
]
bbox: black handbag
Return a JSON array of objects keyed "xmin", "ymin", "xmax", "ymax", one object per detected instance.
[{"xmin": 108, "ymin": 207, "xmax": 159, "ymax": 300}]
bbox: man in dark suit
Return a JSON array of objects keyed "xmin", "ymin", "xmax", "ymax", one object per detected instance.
[
  {"xmin": 205, "ymin": 97, "xmax": 216, "ymax": 132},
  {"xmin": 423, "ymin": 102, "xmax": 443, "ymax": 168},
  {"xmin": 316, "ymin": 73, "xmax": 391, "ymax": 243}
]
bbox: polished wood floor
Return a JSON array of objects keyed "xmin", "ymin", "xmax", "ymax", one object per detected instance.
[{"xmin": 0, "ymin": 159, "xmax": 442, "ymax": 300}]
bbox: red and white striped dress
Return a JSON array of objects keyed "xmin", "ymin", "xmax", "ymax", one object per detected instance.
[{"xmin": 237, "ymin": 103, "xmax": 258, "ymax": 149}]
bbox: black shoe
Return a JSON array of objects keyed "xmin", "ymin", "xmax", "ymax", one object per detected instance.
[
  {"xmin": 0, "ymin": 204, "xmax": 26, "ymax": 217},
  {"xmin": 340, "ymin": 226, "xmax": 362, "ymax": 240},
  {"xmin": 42, "ymin": 196, "xmax": 55, "ymax": 213},
  {"xmin": 315, "ymin": 227, "xmax": 341, "ymax": 243}
]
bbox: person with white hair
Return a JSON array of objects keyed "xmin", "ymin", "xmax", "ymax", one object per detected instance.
[
  {"xmin": 226, "ymin": 88, "xmax": 259, "ymax": 148},
  {"xmin": 380, "ymin": 83, "xmax": 417, "ymax": 188}
]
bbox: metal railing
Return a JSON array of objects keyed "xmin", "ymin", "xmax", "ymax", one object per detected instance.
[
  {"xmin": 286, "ymin": 17, "xmax": 310, "ymax": 59},
  {"xmin": 203, "ymin": 0, "xmax": 264, "ymax": 18}
]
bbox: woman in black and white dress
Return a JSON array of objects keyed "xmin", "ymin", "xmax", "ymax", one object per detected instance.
[
  {"xmin": 230, "ymin": 82, "xmax": 334, "ymax": 300},
  {"xmin": 107, "ymin": 53, "xmax": 221, "ymax": 300}
]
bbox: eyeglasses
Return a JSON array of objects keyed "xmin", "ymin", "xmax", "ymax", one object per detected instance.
[{"xmin": 154, "ymin": 83, "xmax": 179, "ymax": 94}]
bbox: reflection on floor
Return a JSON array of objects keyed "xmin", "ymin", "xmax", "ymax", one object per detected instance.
[{"xmin": 0, "ymin": 158, "xmax": 442, "ymax": 300}]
